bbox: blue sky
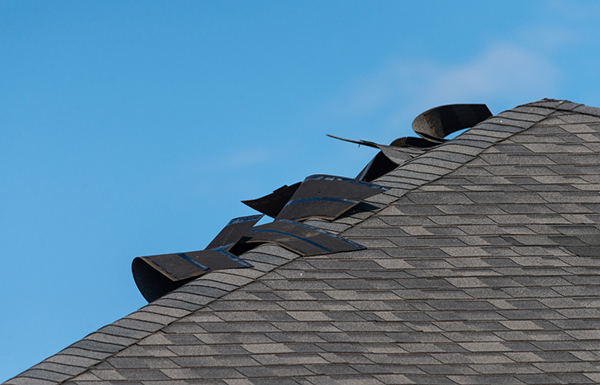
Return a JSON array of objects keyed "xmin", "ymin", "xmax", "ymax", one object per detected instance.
[{"xmin": 2, "ymin": 0, "xmax": 600, "ymax": 380}]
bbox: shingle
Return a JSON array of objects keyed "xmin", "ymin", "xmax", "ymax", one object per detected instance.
[
  {"xmin": 82, "ymin": 333, "xmax": 138, "ymax": 347},
  {"xmin": 196, "ymin": 332, "xmax": 275, "ymax": 345},
  {"xmin": 56, "ymin": 349, "xmax": 111, "ymax": 363},
  {"xmin": 70, "ymin": 340, "xmax": 124, "ymax": 354},
  {"xmin": 513, "ymin": 106, "xmax": 557, "ymax": 116},
  {"xmin": 150, "ymin": 297, "xmax": 206, "ymax": 312},
  {"xmin": 475, "ymin": 120, "xmax": 525, "ymax": 132},
  {"xmin": 556, "ymin": 373, "xmax": 598, "ymax": 384},
  {"xmin": 403, "ymin": 374, "xmax": 458, "ymax": 384},
  {"xmin": 97, "ymin": 325, "xmax": 151, "ymax": 340},
  {"xmin": 12, "ymin": 369, "xmax": 71, "ymax": 382},
  {"xmin": 570, "ymin": 105, "xmax": 600, "ymax": 116},
  {"xmin": 559, "ymin": 113, "xmax": 600, "ymax": 123},
  {"xmin": 513, "ymin": 374, "xmax": 563, "ymax": 384},
  {"xmin": 3, "ymin": 378, "xmax": 59, "ymax": 385},
  {"xmin": 143, "ymin": 304, "xmax": 191, "ymax": 318}
]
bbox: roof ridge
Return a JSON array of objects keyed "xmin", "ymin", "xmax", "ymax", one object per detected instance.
[{"xmin": 358, "ymin": 99, "xmax": 559, "ymax": 199}]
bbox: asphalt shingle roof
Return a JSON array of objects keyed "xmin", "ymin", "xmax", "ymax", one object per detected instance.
[{"xmin": 6, "ymin": 99, "xmax": 600, "ymax": 385}]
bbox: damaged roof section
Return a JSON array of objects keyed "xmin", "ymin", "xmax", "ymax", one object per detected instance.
[
  {"xmin": 330, "ymin": 103, "xmax": 493, "ymax": 182},
  {"xmin": 275, "ymin": 175, "xmax": 388, "ymax": 221},
  {"xmin": 412, "ymin": 103, "xmax": 492, "ymax": 142},
  {"xmin": 132, "ymin": 104, "xmax": 492, "ymax": 303},
  {"xmin": 133, "ymin": 177, "xmax": 387, "ymax": 302},
  {"xmin": 132, "ymin": 214, "xmax": 262, "ymax": 302},
  {"xmin": 243, "ymin": 219, "xmax": 365, "ymax": 255},
  {"xmin": 242, "ymin": 183, "xmax": 301, "ymax": 218}
]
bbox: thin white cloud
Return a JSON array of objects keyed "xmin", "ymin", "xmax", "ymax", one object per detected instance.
[
  {"xmin": 547, "ymin": 0, "xmax": 600, "ymax": 21},
  {"xmin": 426, "ymin": 44, "xmax": 559, "ymax": 104},
  {"xmin": 327, "ymin": 43, "xmax": 560, "ymax": 136},
  {"xmin": 515, "ymin": 25, "xmax": 581, "ymax": 52},
  {"xmin": 216, "ymin": 147, "xmax": 273, "ymax": 171}
]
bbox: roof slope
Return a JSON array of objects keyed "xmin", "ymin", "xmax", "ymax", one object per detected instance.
[{"xmin": 6, "ymin": 99, "xmax": 600, "ymax": 385}]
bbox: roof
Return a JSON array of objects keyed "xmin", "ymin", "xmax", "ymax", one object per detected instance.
[{"xmin": 6, "ymin": 98, "xmax": 600, "ymax": 385}]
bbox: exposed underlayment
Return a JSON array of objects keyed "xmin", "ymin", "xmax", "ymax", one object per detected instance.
[{"xmin": 6, "ymin": 99, "xmax": 600, "ymax": 385}]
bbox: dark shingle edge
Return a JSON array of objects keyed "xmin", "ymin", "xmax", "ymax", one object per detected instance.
[{"xmin": 2, "ymin": 98, "xmax": 584, "ymax": 385}]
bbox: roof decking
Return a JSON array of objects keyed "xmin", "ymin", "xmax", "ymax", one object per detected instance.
[{"xmin": 6, "ymin": 99, "xmax": 600, "ymax": 385}]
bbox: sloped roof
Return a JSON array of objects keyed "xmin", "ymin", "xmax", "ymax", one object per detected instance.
[{"xmin": 6, "ymin": 99, "xmax": 600, "ymax": 385}]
